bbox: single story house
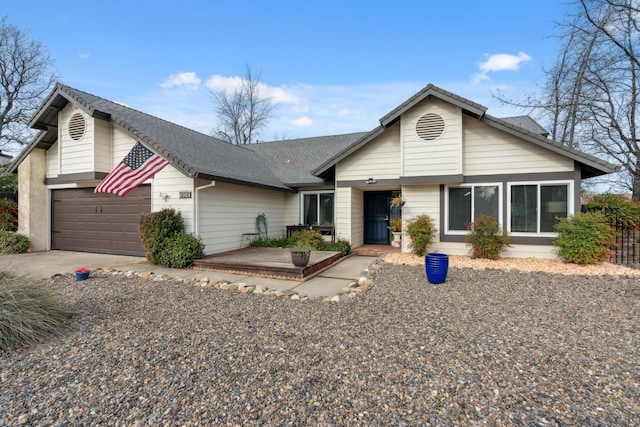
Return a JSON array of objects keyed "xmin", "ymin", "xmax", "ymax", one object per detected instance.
[{"xmin": 10, "ymin": 83, "xmax": 617, "ymax": 258}]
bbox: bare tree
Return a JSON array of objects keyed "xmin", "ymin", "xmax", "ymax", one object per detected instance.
[
  {"xmin": 210, "ymin": 64, "xmax": 273, "ymax": 145},
  {"xmin": 497, "ymin": 0, "xmax": 640, "ymax": 198},
  {"xmin": 0, "ymin": 16, "xmax": 56, "ymax": 151}
]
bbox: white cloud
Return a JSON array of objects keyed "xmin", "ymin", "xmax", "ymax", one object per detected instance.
[
  {"xmin": 79, "ymin": 51, "xmax": 90, "ymax": 59},
  {"xmin": 205, "ymin": 74, "xmax": 300, "ymax": 104},
  {"xmin": 292, "ymin": 116, "xmax": 313, "ymax": 126},
  {"xmin": 161, "ymin": 72, "xmax": 202, "ymax": 90},
  {"xmin": 472, "ymin": 52, "xmax": 532, "ymax": 84}
]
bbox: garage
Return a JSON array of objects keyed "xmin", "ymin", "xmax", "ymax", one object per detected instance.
[{"xmin": 52, "ymin": 185, "xmax": 151, "ymax": 256}]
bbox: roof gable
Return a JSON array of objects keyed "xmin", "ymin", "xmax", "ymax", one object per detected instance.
[
  {"xmin": 314, "ymin": 83, "xmax": 618, "ymax": 178},
  {"xmin": 14, "ymin": 83, "xmax": 292, "ymax": 191}
]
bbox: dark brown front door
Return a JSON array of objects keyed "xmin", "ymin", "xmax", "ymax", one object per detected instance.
[{"xmin": 52, "ymin": 185, "xmax": 151, "ymax": 256}]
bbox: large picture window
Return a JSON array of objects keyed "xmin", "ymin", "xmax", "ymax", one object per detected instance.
[
  {"xmin": 509, "ymin": 182, "xmax": 570, "ymax": 234},
  {"xmin": 446, "ymin": 184, "xmax": 501, "ymax": 232},
  {"xmin": 301, "ymin": 192, "xmax": 334, "ymax": 225}
]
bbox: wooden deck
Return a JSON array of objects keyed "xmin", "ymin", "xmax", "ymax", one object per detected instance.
[{"xmin": 192, "ymin": 247, "xmax": 342, "ymax": 280}]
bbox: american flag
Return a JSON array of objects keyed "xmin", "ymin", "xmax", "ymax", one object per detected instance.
[{"xmin": 94, "ymin": 142, "xmax": 169, "ymax": 196}]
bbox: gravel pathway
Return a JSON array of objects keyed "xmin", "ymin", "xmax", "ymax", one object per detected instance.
[{"xmin": 1, "ymin": 263, "xmax": 639, "ymax": 426}]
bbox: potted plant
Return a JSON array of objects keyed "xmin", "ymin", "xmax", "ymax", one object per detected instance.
[
  {"xmin": 75, "ymin": 267, "xmax": 90, "ymax": 281},
  {"xmin": 388, "ymin": 217, "xmax": 403, "ymax": 247},
  {"xmin": 390, "ymin": 195, "xmax": 405, "ymax": 209},
  {"xmin": 290, "ymin": 245, "xmax": 312, "ymax": 267}
]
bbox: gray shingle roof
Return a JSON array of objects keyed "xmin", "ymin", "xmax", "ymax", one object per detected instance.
[
  {"xmin": 250, "ymin": 133, "xmax": 368, "ymax": 186},
  {"xmin": 18, "ymin": 84, "xmax": 292, "ymax": 191},
  {"xmin": 501, "ymin": 115, "xmax": 549, "ymax": 136}
]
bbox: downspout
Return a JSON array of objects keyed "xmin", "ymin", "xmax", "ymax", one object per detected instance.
[{"xmin": 194, "ymin": 181, "xmax": 216, "ymax": 237}]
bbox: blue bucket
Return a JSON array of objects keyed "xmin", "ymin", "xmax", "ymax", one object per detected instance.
[{"xmin": 425, "ymin": 253, "xmax": 448, "ymax": 284}]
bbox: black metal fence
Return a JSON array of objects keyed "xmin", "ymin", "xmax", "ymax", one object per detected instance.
[
  {"xmin": 608, "ymin": 216, "xmax": 639, "ymax": 266},
  {"xmin": 0, "ymin": 191, "xmax": 17, "ymax": 202}
]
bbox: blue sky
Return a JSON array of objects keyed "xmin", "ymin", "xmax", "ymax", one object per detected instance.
[{"xmin": 6, "ymin": 0, "xmax": 573, "ymax": 144}]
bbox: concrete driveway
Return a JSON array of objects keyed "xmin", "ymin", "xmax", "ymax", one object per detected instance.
[{"xmin": 0, "ymin": 250, "xmax": 378, "ymax": 298}]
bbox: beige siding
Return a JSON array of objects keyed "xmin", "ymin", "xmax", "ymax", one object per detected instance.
[
  {"xmin": 110, "ymin": 128, "xmax": 136, "ymax": 169},
  {"xmin": 337, "ymin": 122, "xmax": 400, "ymax": 181},
  {"xmin": 283, "ymin": 193, "xmax": 299, "ymax": 231},
  {"xmin": 401, "ymin": 185, "xmax": 440, "ymax": 253},
  {"xmin": 402, "ymin": 99, "xmax": 462, "ymax": 177},
  {"xmin": 463, "ymin": 116, "xmax": 573, "ymax": 175},
  {"xmin": 197, "ymin": 182, "xmax": 286, "ymax": 254},
  {"xmin": 59, "ymin": 106, "xmax": 94, "ymax": 174},
  {"xmin": 430, "ymin": 241, "xmax": 557, "ymax": 259},
  {"xmin": 93, "ymin": 118, "xmax": 112, "ymax": 172},
  {"xmin": 152, "ymin": 166, "xmax": 195, "ymax": 232},
  {"xmin": 350, "ymin": 188, "xmax": 363, "ymax": 246},
  {"xmin": 46, "ymin": 141, "xmax": 59, "ymax": 177}
]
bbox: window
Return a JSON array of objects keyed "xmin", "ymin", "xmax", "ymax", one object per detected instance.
[
  {"xmin": 446, "ymin": 184, "xmax": 501, "ymax": 232},
  {"xmin": 509, "ymin": 182, "xmax": 570, "ymax": 234},
  {"xmin": 301, "ymin": 192, "xmax": 334, "ymax": 225}
]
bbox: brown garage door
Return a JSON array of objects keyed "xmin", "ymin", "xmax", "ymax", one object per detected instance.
[{"xmin": 52, "ymin": 185, "xmax": 151, "ymax": 256}]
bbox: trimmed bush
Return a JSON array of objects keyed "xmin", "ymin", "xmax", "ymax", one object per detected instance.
[
  {"xmin": 586, "ymin": 193, "xmax": 640, "ymax": 228},
  {"xmin": 406, "ymin": 214, "xmax": 437, "ymax": 257},
  {"xmin": 0, "ymin": 231, "xmax": 30, "ymax": 254},
  {"xmin": 139, "ymin": 209, "xmax": 184, "ymax": 264},
  {"xmin": 158, "ymin": 233, "xmax": 204, "ymax": 268},
  {"xmin": 0, "ymin": 272, "xmax": 73, "ymax": 351},
  {"xmin": 0, "ymin": 199, "xmax": 18, "ymax": 232},
  {"xmin": 553, "ymin": 212, "xmax": 615, "ymax": 264},
  {"xmin": 325, "ymin": 238, "xmax": 351, "ymax": 256},
  {"xmin": 466, "ymin": 214, "xmax": 511, "ymax": 260},
  {"xmin": 287, "ymin": 230, "xmax": 326, "ymax": 250},
  {"xmin": 250, "ymin": 237, "xmax": 288, "ymax": 248}
]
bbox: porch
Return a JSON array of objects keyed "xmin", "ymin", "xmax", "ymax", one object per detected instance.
[{"xmin": 192, "ymin": 245, "xmax": 400, "ymax": 279}]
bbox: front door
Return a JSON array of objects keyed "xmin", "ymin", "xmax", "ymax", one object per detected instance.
[{"xmin": 364, "ymin": 191, "xmax": 391, "ymax": 244}]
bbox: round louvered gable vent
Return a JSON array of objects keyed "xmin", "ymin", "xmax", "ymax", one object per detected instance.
[
  {"xmin": 415, "ymin": 113, "xmax": 445, "ymax": 141},
  {"xmin": 68, "ymin": 113, "xmax": 87, "ymax": 141}
]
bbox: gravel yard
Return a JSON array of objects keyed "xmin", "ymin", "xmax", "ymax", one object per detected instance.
[{"xmin": 1, "ymin": 259, "xmax": 639, "ymax": 426}]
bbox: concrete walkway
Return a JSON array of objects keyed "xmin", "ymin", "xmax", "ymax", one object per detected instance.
[{"xmin": 0, "ymin": 250, "xmax": 379, "ymax": 298}]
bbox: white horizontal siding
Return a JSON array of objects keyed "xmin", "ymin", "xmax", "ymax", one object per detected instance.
[
  {"xmin": 93, "ymin": 118, "xmax": 112, "ymax": 172},
  {"xmin": 110, "ymin": 128, "xmax": 136, "ymax": 169},
  {"xmin": 430, "ymin": 241, "xmax": 557, "ymax": 259},
  {"xmin": 59, "ymin": 106, "xmax": 94, "ymax": 174},
  {"xmin": 337, "ymin": 122, "xmax": 400, "ymax": 181},
  {"xmin": 463, "ymin": 116, "xmax": 573, "ymax": 175},
  {"xmin": 350, "ymin": 188, "xmax": 363, "ymax": 246},
  {"xmin": 402, "ymin": 99, "xmax": 462, "ymax": 177},
  {"xmin": 197, "ymin": 182, "xmax": 287, "ymax": 254},
  {"xmin": 46, "ymin": 140, "xmax": 59, "ymax": 177},
  {"xmin": 152, "ymin": 166, "xmax": 195, "ymax": 232},
  {"xmin": 401, "ymin": 185, "xmax": 440, "ymax": 253}
]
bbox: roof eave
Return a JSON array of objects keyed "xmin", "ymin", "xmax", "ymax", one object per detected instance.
[
  {"xmin": 194, "ymin": 172, "xmax": 295, "ymax": 193},
  {"xmin": 312, "ymin": 126, "xmax": 385, "ymax": 176},
  {"xmin": 379, "ymin": 84, "xmax": 488, "ymax": 128}
]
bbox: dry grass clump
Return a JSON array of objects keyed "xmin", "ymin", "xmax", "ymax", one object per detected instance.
[{"xmin": 0, "ymin": 271, "xmax": 73, "ymax": 351}]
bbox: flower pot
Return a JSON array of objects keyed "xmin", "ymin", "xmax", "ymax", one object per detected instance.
[
  {"xmin": 391, "ymin": 231, "xmax": 402, "ymax": 248},
  {"xmin": 75, "ymin": 271, "xmax": 90, "ymax": 281},
  {"xmin": 291, "ymin": 250, "xmax": 311, "ymax": 267},
  {"xmin": 425, "ymin": 253, "xmax": 448, "ymax": 284}
]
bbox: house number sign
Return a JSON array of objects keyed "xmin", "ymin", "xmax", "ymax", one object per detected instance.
[{"xmin": 179, "ymin": 191, "xmax": 192, "ymax": 199}]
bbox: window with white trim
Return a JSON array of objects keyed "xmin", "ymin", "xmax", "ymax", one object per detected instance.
[
  {"xmin": 301, "ymin": 191, "xmax": 334, "ymax": 225},
  {"xmin": 508, "ymin": 182, "xmax": 571, "ymax": 234},
  {"xmin": 446, "ymin": 184, "xmax": 501, "ymax": 233}
]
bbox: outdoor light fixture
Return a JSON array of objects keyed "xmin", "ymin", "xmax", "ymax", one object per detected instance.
[{"xmin": 366, "ymin": 178, "xmax": 377, "ymax": 185}]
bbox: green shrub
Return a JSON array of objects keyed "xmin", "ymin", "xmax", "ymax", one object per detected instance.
[
  {"xmin": 586, "ymin": 193, "xmax": 640, "ymax": 228},
  {"xmin": 0, "ymin": 199, "xmax": 18, "ymax": 232},
  {"xmin": 250, "ymin": 237, "xmax": 288, "ymax": 248},
  {"xmin": 466, "ymin": 214, "xmax": 511, "ymax": 260},
  {"xmin": 0, "ymin": 231, "xmax": 30, "ymax": 254},
  {"xmin": 406, "ymin": 214, "xmax": 437, "ymax": 257},
  {"xmin": 325, "ymin": 238, "xmax": 352, "ymax": 256},
  {"xmin": 553, "ymin": 212, "xmax": 615, "ymax": 264},
  {"xmin": 0, "ymin": 272, "xmax": 73, "ymax": 351},
  {"xmin": 139, "ymin": 209, "xmax": 184, "ymax": 264},
  {"xmin": 286, "ymin": 230, "xmax": 327, "ymax": 250},
  {"xmin": 158, "ymin": 233, "xmax": 204, "ymax": 268}
]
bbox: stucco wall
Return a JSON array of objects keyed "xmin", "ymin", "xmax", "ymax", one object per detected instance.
[{"xmin": 17, "ymin": 149, "xmax": 48, "ymax": 251}]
